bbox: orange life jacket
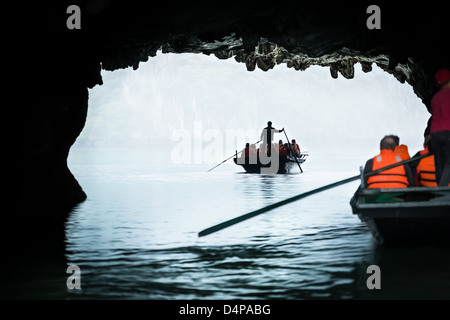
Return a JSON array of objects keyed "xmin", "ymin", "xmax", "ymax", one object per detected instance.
[
  {"xmin": 395, "ymin": 144, "xmax": 410, "ymax": 161},
  {"xmin": 367, "ymin": 149, "xmax": 409, "ymax": 189},
  {"xmin": 416, "ymin": 147, "xmax": 437, "ymax": 187}
]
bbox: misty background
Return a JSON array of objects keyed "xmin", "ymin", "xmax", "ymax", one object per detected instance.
[{"xmin": 71, "ymin": 51, "xmax": 430, "ymax": 168}]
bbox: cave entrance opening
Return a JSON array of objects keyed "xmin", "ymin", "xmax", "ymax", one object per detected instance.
[{"xmin": 63, "ymin": 52, "xmax": 432, "ymax": 297}]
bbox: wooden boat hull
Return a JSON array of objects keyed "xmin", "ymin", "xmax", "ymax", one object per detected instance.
[
  {"xmin": 350, "ymin": 186, "xmax": 450, "ymax": 246},
  {"xmin": 233, "ymin": 154, "xmax": 307, "ymax": 174}
]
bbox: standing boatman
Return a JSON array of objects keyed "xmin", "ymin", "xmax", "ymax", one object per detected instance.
[{"xmin": 260, "ymin": 121, "xmax": 284, "ymax": 157}]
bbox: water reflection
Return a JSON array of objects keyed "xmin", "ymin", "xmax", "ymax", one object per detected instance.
[
  {"xmin": 258, "ymin": 175, "xmax": 277, "ymax": 201},
  {"xmin": 234, "ymin": 171, "xmax": 299, "ymax": 205}
]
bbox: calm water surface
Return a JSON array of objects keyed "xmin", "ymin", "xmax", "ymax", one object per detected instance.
[{"xmin": 28, "ymin": 148, "xmax": 450, "ymax": 299}]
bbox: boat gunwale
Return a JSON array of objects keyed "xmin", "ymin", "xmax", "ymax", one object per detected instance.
[
  {"xmin": 351, "ymin": 186, "xmax": 450, "ymax": 218},
  {"xmin": 356, "ymin": 186, "xmax": 450, "ymax": 194}
]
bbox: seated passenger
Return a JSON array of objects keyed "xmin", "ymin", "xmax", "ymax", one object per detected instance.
[
  {"xmin": 240, "ymin": 143, "xmax": 258, "ymax": 164},
  {"xmin": 389, "ymin": 134, "xmax": 410, "ymax": 160},
  {"xmin": 242, "ymin": 143, "xmax": 250, "ymax": 158},
  {"xmin": 410, "ymin": 135, "xmax": 437, "ymax": 187},
  {"xmin": 279, "ymin": 143, "xmax": 288, "ymax": 156},
  {"xmin": 291, "ymin": 139, "xmax": 301, "ymax": 157},
  {"xmin": 272, "ymin": 143, "xmax": 279, "ymax": 154},
  {"xmin": 363, "ymin": 136, "xmax": 414, "ymax": 188},
  {"xmin": 277, "ymin": 140, "xmax": 283, "ymax": 152},
  {"xmin": 249, "ymin": 144, "xmax": 257, "ymax": 158}
]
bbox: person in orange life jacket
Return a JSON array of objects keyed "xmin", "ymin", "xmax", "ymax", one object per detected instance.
[
  {"xmin": 429, "ymin": 69, "xmax": 450, "ymax": 186},
  {"xmin": 409, "ymin": 135, "xmax": 437, "ymax": 187},
  {"xmin": 291, "ymin": 139, "xmax": 300, "ymax": 157},
  {"xmin": 363, "ymin": 135, "xmax": 414, "ymax": 189},
  {"xmin": 260, "ymin": 121, "xmax": 284, "ymax": 157},
  {"xmin": 388, "ymin": 134, "xmax": 410, "ymax": 161}
]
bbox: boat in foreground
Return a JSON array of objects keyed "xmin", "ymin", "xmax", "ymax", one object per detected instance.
[
  {"xmin": 350, "ymin": 186, "xmax": 450, "ymax": 246},
  {"xmin": 233, "ymin": 153, "xmax": 308, "ymax": 174}
]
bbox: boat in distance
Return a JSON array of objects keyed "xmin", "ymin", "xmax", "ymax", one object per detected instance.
[
  {"xmin": 350, "ymin": 185, "xmax": 450, "ymax": 246},
  {"xmin": 233, "ymin": 153, "xmax": 308, "ymax": 174}
]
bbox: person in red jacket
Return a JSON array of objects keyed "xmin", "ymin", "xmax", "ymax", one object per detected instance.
[
  {"xmin": 279, "ymin": 143, "xmax": 288, "ymax": 156},
  {"xmin": 429, "ymin": 69, "xmax": 450, "ymax": 186},
  {"xmin": 363, "ymin": 136, "xmax": 414, "ymax": 188},
  {"xmin": 249, "ymin": 144, "xmax": 257, "ymax": 158},
  {"xmin": 240, "ymin": 143, "xmax": 258, "ymax": 164},
  {"xmin": 291, "ymin": 139, "xmax": 300, "ymax": 157},
  {"xmin": 242, "ymin": 143, "xmax": 250, "ymax": 158},
  {"xmin": 277, "ymin": 140, "xmax": 283, "ymax": 152}
]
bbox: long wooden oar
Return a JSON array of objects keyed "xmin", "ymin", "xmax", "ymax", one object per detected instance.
[
  {"xmin": 198, "ymin": 152, "xmax": 432, "ymax": 237},
  {"xmin": 207, "ymin": 140, "xmax": 261, "ymax": 172},
  {"xmin": 283, "ymin": 130, "xmax": 303, "ymax": 173}
]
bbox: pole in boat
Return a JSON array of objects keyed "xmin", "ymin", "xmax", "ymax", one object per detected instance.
[
  {"xmin": 283, "ymin": 130, "xmax": 303, "ymax": 173},
  {"xmin": 207, "ymin": 140, "xmax": 261, "ymax": 172},
  {"xmin": 198, "ymin": 153, "xmax": 433, "ymax": 237}
]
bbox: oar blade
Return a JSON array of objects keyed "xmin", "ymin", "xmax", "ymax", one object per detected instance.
[{"xmin": 198, "ymin": 211, "xmax": 261, "ymax": 237}]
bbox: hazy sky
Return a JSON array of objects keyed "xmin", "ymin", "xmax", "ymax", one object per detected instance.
[{"xmin": 73, "ymin": 51, "xmax": 430, "ymax": 163}]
